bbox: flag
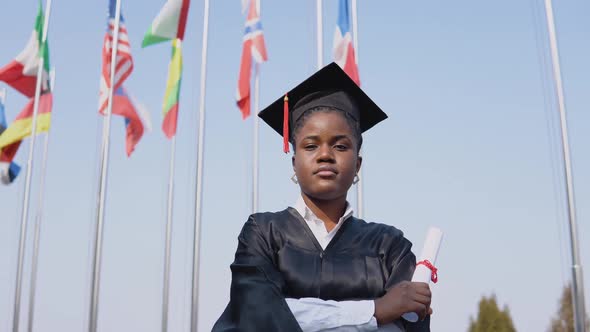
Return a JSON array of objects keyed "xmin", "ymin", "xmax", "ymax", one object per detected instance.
[
  {"xmin": 0, "ymin": 0, "xmax": 51, "ymax": 98},
  {"xmin": 0, "ymin": 93, "xmax": 52, "ymax": 150},
  {"xmin": 161, "ymin": 39, "xmax": 182, "ymax": 138},
  {"xmin": 112, "ymin": 87, "xmax": 151, "ymax": 156},
  {"xmin": 98, "ymin": 0, "xmax": 134, "ymax": 113},
  {"xmin": 236, "ymin": 0, "xmax": 268, "ymax": 119},
  {"xmin": 333, "ymin": 0, "xmax": 360, "ymax": 85},
  {"xmin": 0, "ymin": 141, "xmax": 22, "ymax": 185},
  {"xmin": 142, "ymin": 0, "xmax": 190, "ymax": 47},
  {"xmin": 142, "ymin": 0, "xmax": 191, "ymax": 138},
  {"xmin": 98, "ymin": 1, "xmax": 150, "ymax": 156},
  {"xmin": 0, "ymin": 90, "xmax": 22, "ymax": 184}
]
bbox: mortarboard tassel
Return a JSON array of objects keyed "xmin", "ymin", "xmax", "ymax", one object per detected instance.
[{"xmin": 283, "ymin": 94, "xmax": 289, "ymax": 153}]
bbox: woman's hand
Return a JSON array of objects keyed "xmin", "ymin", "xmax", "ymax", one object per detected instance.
[{"xmin": 373, "ymin": 281, "xmax": 432, "ymax": 325}]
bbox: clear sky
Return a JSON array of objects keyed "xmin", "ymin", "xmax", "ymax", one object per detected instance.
[{"xmin": 1, "ymin": 1, "xmax": 589, "ymax": 331}]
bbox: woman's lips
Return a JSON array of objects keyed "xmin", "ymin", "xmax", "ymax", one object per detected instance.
[{"xmin": 315, "ymin": 166, "xmax": 338, "ymax": 177}]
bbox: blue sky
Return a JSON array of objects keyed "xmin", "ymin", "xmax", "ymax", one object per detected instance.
[{"xmin": 1, "ymin": 1, "xmax": 589, "ymax": 331}]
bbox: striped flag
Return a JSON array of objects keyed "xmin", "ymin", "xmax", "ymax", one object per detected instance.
[
  {"xmin": 0, "ymin": 0, "xmax": 51, "ymax": 98},
  {"xmin": 112, "ymin": 87, "xmax": 152, "ymax": 156},
  {"xmin": 143, "ymin": 0, "xmax": 190, "ymax": 138},
  {"xmin": 98, "ymin": 1, "xmax": 149, "ymax": 157},
  {"xmin": 98, "ymin": 0, "xmax": 133, "ymax": 114},
  {"xmin": 0, "ymin": 90, "xmax": 22, "ymax": 184},
  {"xmin": 160, "ymin": 39, "xmax": 182, "ymax": 138},
  {"xmin": 142, "ymin": 0, "xmax": 190, "ymax": 47},
  {"xmin": 0, "ymin": 93, "xmax": 52, "ymax": 150},
  {"xmin": 333, "ymin": 0, "xmax": 359, "ymax": 85},
  {"xmin": 236, "ymin": 0, "xmax": 268, "ymax": 119},
  {"xmin": 0, "ymin": 0, "xmax": 53, "ymax": 153}
]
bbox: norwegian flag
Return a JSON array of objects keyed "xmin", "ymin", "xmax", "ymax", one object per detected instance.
[
  {"xmin": 333, "ymin": 0, "xmax": 360, "ymax": 85},
  {"xmin": 99, "ymin": 0, "xmax": 134, "ymax": 113},
  {"xmin": 236, "ymin": 0, "xmax": 268, "ymax": 119}
]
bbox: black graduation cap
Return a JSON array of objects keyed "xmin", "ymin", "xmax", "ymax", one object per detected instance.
[{"xmin": 258, "ymin": 62, "xmax": 388, "ymax": 153}]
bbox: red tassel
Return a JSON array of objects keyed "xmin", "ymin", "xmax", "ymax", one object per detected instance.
[{"xmin": 283, "ymin": 94, "xmax": 290, "ymax": 153}]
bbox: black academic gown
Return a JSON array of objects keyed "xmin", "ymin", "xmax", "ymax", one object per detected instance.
[{"xmin": 213, "ymin": 208, "xmax": 430, "ymax": 332}]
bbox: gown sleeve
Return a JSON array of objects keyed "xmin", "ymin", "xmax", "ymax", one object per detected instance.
[
  {"xmin": 383, "ymin": 230, "xmax": 431, "ymax": 332},
  {"xmin": 212, "ymin": 215, "xmax": 303, "ymax": 332}
]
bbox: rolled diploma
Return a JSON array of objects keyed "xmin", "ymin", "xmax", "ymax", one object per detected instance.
[{"xmin": 402, "ymin": 227, "xmax": 443, "ymax": 323}]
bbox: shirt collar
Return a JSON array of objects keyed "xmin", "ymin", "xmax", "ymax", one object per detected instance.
[{"xmin": 293, "ymin": 195, "xmax": 354, "ymax": 225}]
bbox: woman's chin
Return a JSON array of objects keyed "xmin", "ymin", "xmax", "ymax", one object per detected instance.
[{"xmin": 304, "ymin": 187, "xmax": 348, "ymax": 201}]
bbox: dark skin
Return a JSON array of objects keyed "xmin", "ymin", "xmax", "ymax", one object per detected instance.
[{"xmin": 291, "ymin": 111, "xmax": 432, "ymax": 325}]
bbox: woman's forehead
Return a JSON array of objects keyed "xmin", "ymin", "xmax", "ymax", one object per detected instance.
[{"xmin": 298, "ymin": 112, "xmax": 354, "ymax": 135}]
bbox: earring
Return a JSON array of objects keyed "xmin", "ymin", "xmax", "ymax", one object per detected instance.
[
  {"xmin": 291, "ymin": 174, "xmax": 299, "ymax": 184},
  {"xmin": 353, "ymin": 174, "xmax": 360, "ymax": 184}
]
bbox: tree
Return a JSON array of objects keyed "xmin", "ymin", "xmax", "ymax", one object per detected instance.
[
  {"xmin": 468, "ymin": 294, "xmax": 517, "ymax": 332},
  {"xmin": 548, "ymin": 284, "xmax": 589, "ymax": 332}
]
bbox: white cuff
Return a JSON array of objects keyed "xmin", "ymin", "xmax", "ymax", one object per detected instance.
[{"xmin": 286, "ymin": 297, "xmax": 378, "ymax": 332}]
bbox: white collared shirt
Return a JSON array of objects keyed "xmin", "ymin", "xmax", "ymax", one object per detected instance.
[
  {"xmin": 285, "ymin": 196, "xmax": 404, "ymax": 332},
  {"xmin": 292, "ymin": 195, "xmax": 354, "ymax": 250}
]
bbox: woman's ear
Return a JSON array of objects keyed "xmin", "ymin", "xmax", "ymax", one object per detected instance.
[{"xmin": 356, "ymin": 155, "xmax": 362, "ymax": 174}]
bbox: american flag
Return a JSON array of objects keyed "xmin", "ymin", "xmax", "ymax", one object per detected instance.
[
  {"xmin": 99, "ymin": 0, "xmax": 133, "ymax": 114},
  {"xmin": 236, "ymin": 0, "xmax": 268, "ymax": 119}
]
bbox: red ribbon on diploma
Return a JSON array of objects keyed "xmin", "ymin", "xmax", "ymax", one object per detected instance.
[{"xmin": 416, "ymin": 260, "xmax": 438, "ymax": 283}]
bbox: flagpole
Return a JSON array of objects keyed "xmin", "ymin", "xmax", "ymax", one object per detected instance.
[
  {"xmin": 26, "ymin": 132, "xmax": 49, "ymax": 332},
  {"xmin": 0, "ymin": 88, "xmax": 5, "ymax": 109},
  {"xmin": 12, "ymin": 0, "xmax": 52, "ymax": 331},
  {"xmin": 190, "ymin": 0, "xmax": 210, "ymax": 330},
  {"xmin": 350, "ymin": 0, "xmax": 364, "ymax": 219},
  {"xmin": 161, "ymin": 135, "xmax": 176, "ymax": 332},
  {"xmin": 26, "ymin": 68, "xmax": 55, "ymax": 332},
  {"xmin": 316, "ymin": 0, "xmax": 323, "ymax": 69},
  {"xmin": 252, "ymin": 64, "xmax": 260, "ymax": 213},
  {"xmin": 89, "ymin": 0, "xmax": 122, "ymax": 330},
  {"xmin": 543, "ymin": 1, "xmax": 586, "ymax": 331}
]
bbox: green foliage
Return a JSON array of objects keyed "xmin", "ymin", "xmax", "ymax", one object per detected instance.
[
  {"xmin": 548, "ymin": 284, "xmax": 589, "ymax": 332},
  {"xmin": 468, "ymin": 294, "xmax": 516, "ymax": 332}
]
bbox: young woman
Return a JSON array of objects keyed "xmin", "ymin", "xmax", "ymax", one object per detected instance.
[{"xmin": 213, "ymin": 63, "xmax": 432, "ymax": 332}]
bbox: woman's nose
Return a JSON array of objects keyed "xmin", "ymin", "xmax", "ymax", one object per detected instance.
[{"xmin": 316, "ymin": 144, "xmax": 334, "ymax": 162}]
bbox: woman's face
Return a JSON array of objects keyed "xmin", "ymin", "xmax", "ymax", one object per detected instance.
[{"xmin": 292, "ymin": 111, "xmax": 362, "ymax": 201}]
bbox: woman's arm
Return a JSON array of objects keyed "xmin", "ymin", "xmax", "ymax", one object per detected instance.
[
  {"xmin": 378, "ymin": 231, "xmax": 432, "ymax": 332},
  {"xmin": 287, "ymin": 297, "xmax": 377, "ymax": 332},
  {"xmin": 287, "ymin": 297, "xmax": 406, "ymax": 332},
  {"xmin": 212, "ymin": 216, "xmax": 303, "ymax": 332}
]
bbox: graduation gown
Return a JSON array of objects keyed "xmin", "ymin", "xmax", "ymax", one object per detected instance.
[{"xmin": 213, "ymin": 208, "xmax": 430, "ymax": 332}]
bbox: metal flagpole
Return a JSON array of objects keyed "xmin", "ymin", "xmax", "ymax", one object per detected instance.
[
  {"xmin": 26, "ymin": 133, "xmax": 49, "ymax": 332},
  {"xmin": 316, "ymin": 0, "xmax": 323, "ymax": 70},
  {"xmin": 190, "ymin": 0, "xmax": 210, "ymax": 330},
  {"xmin": 88, "ymin": 0, "xmax": 122, "ymax": 330},
  {"xmin": 0, "ymin": 88, "xmax": 5, "ymax": 114},
  {"xmin": 12, "ymin": 0, "xmax": 52, "ymax": 331},
  {"xmin": 543, "ymin": 1, "xmax": 587, "ymax": 331},
  {"xmin": 161, "ymin": 39, "xmax": 184, "ymax": 332},
  {"xmin": 350, "ymin": 0, "xmax": 364, "ymax": 219},
  {"xmin": 161, "ymin": 133, "xmax": 177, "ymax": 332},
  {"xmin": 252, "ymin": 64, "xmax": 260, "ymax": 213},
  {"xmin": 26, "ymin": 67, "xmax": 55, "ymax": 332}
]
